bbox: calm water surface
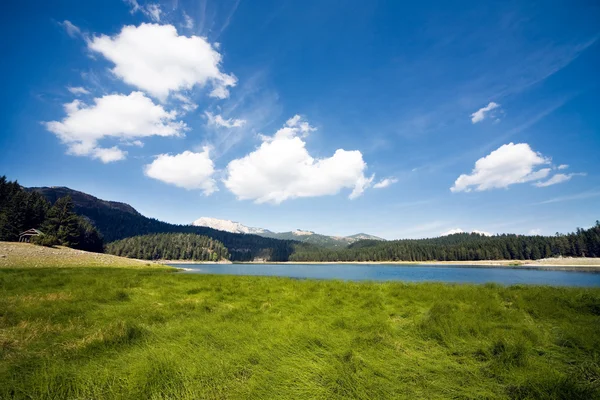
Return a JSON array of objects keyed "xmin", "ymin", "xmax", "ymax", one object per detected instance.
[{"xmin": 169, "ymin": 263, "xmax": 600, "ymax": 287}]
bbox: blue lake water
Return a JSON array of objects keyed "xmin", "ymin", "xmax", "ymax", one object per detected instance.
[{"xmin": 168, "ymin": 263, "xmax": 600, "ymax": 287}]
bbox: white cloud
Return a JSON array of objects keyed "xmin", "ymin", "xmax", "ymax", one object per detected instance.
[
  {"xmin": 123, "ymin": 139, "xmax": 144, "ymax": 147},
  {"xmin": 451, "ymin": 143, "xmax": 552, "ymax": 192},
  {"xmin": 67, "ymin": 86, "xmax": 90, "ymax": 96},
  {"xmin": 59, "ymin": 20, "xmax": 81, "ymax": 38},
  {"xmin": 45, "ymin": 91, "xmax": 186, "ymax": 162},
  {"xmin": 124, "ymin": 0, "xmax": 161, "ymax": 21},
  {"xmin": 534, "ymin": 173, "xmax": 585, "ymax": 187},
  {"xmin": 123, "ymin": 0, "xmax": 141, "ymax": 12},
  {"xmin": 528, "ymin": 229, "xmax": 542, "ymax": 235},
  {"xmin": 183, "ymin": 11, "xmax": 194, "ymax": 29},
  {"xmin": 144, "ymin": 148, "xmax": 217, "ymax": 195},
  {"xmin": 223, "ymin": 115, "xmax": 373, "ymax": 204},
  {"xmin": 536, "ymin": 191, "xmax": 600, "ymax": 205},
  {"xmin": 557, "ymin": 164, "xmax": 569, "ymax": 170},
  {"xmin": 92, "ymin": 146, "xmax": 128, "ymax": 163},
  {"xmin": 471, "ymin": 102, "xmax": 500, "ymax": 124},
  {"xmin": 373, "ymin": 177, "xmax": 398, "ymax": 189},
  {"xmin": 145, "ymin": 4, "xmax": 161, "ymax": 21},
  {"xmin": 441, "ymin": 228, "xmax": 492, "ymax": 236},
  {"xmin": 88, "ymin": 23, "xmax": 236, "ymax": 101},
  {"xmin": 172, "ymin": 93, "xmax": 198, "ymax": 113},
  {"xmin": 441, "ymin": 228, "xmax": 464, "ymax": 236},
  {"xmin": 205, "ymin": 111, "xmax": 246, "ymax": 128}
]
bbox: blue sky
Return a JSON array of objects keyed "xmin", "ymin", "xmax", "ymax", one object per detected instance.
[{"xmin": 1, "ymin": 0, "xmax": 599, "ymax": 239}]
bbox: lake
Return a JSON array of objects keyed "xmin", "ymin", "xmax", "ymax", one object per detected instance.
[{"xmin": 169, "ymin": 263, "xmax": 600, "ymax": 287}]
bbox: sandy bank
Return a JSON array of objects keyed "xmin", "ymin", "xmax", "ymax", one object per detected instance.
[
  {"xmin": 159, "ymin": 259, "xmax": 233, "ymax": 265},
  {"xmin": 237, "ymin": 258, "xmax": 600, "ymax": 272}
]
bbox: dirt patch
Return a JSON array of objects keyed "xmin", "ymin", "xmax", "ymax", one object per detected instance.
[{"xmin": 0, "ymin": 242, "xmax": 167, "ymax": 269}]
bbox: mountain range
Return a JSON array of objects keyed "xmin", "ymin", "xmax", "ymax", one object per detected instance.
[
  {"xmin": 191, "ymin": 217, "xmax": 385, "ymax": 248},
  {"xmin": 28, "ymin": 186, "xmax": 298, "ymax": 261}
]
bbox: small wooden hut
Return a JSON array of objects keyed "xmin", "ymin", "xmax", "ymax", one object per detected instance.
[{"xmin": 18, "ymin": 229, "xmax": 43, "ymax": 243}]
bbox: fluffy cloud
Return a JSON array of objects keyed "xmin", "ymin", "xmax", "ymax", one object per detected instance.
[
  {"xmin": 373, "ymin": 178, "xmax": 398, "ymax": 189},
  {"xmin": 534, "ymin": 173, "xmax": 585, "ymax": 187},
  {"xmin": 59, "ymin": 20, "xmax": 81, "ymax": 38},
  {"xmin": 92, "ymin": 146, "xmax": 128, "ymax": 163},
  {"xmin": 205, "ymin": 111, "xmax": 246, "ymax": 128},
  {"xmin": 45, "ymin": 91, "xmax": 186, "ymax": 162},
  {"xmin": 451, "ymin": 143, "xmax": 552, "ymax": 192},
  {"xmin": 144, "ymin": 148, "xmax": 217, "ymax": 195},
  {"xmin": 557, "ymin": 164, "xmax": 569, "ymax": 170},
  {"xmin": 223, "ymin": 115, "xmax": 373, "ymax": 204},
  {"xmin": 88, "ymin": 23, "xmax": 236, "ymax": 101},
  {"xmin": 471, "ymin": 102, "xmax": 500, "ymax": 123},
  {"xmin": 67, "ymin": 86, "xmax": 90, "ymax": 95}
]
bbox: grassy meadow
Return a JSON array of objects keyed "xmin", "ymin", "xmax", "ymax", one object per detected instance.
[{"xmin": 1, "ymin": 248, "xmax": 599, "ymax": 399}]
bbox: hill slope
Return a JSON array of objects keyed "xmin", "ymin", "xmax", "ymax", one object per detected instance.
[{"xmin": 0, "ymin": 241, "xmax": 158, "ymax": 268}]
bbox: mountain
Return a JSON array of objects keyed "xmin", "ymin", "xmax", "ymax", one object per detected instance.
[
  {"xmin": 347, "ymin": 233, "xmax": 386, "ymax": 241},
  {"xmin": 191, "ymin": 217, "xmax": 385, "ymax": 248},
  {"xmin": 31, "ymin": 186, "xmax": 140, "ymax": 216},
  {"xmin": 28, "ymin": 186, "xmax": 300, "ymax": 261},
  {"xmin": 192, "ymin": 217, "xmax": 271, "ymax": 235}
]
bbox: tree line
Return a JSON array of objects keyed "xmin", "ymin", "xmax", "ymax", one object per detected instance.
[
  {"xmin": 290, "ymin": 223, "xmax": 600, "ymax": 262},
  {"xmin": 106, "ymin": 233, "xmax": 230, "ymax": 261},
  {"xmin": 0, "ymin": 176, "xmax": 103, "ymax": 252}
]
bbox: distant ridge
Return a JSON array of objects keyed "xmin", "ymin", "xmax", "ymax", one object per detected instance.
[
  {"xmin": 191, "ymin": 217, "xmax": 271, "ymax": 235},
  {"xmin": 192, "ymin": 217, "xmax": 385, "ymax": 248},
  {"xmin": 347, "ymin": 233, "xmax": 386, "ymax": 241},
  {"xmin": 29, "ymin": 186, "xmax": 140, "ymax": 216}
]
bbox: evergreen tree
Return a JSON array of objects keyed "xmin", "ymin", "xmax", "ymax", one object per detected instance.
[
  {"xmin": 76, "ymin": 217, "xmax": 104, "ymax": 253},
  {"xmin": 42, "ymin": 196, "xmax": 81, "ymax": 247}
]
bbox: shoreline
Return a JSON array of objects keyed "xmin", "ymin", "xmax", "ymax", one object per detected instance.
[
  {"xmin": 162, "ymin": 258, "xmax": 600, "ymax": 273},
  {"xmin": 157, "ymin": 259, "xmax": 232, "ymax": 265}
]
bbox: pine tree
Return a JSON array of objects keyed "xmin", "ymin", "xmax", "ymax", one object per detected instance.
[{"xmin": 43, "ymin": 196, "xmax": 81, "ymax": 247}]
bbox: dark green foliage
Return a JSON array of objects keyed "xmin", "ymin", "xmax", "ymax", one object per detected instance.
[
  {"xmin": 291, "ymin": 224, "xmax": 600, "ymax": 262},
  {"xmin": 76, "ymin": 217, "xmax": 104, "ymax": 253},
  {"xmin": 0, "ymin": 176, "xmax": 48, "ymax": 241},
  {"xmin": 30, "ymin": 234, "xmax": 60, "ymax": 247},
  {"xmin": 0, "ymin": 176, "xmax": 104, "ymax": 252},
  {"xmin": 106, "ymin": 233, "xmax": 230, "ymax": 261},
  {"xmin": 42, "ymin": 196, "xmax": 81, "ymax": 247}
]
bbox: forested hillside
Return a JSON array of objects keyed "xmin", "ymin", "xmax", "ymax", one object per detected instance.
[
  {"xmin": 106, "ymin": 233, "xmax": 230, "ymax": 261},
  {"xmin": 0, "ymin": 177, "xmax": 103, "ymax": 252},
  {"xmin": 290, "ymin": 223, "xmax": 600, "ymax": 262},
  {"xmin": 29, "ymin": 185, "xmax": 298, "ymax": 261}
]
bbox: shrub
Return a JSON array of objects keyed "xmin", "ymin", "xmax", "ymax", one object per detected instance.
[{"xmin": 31, "ymin": 234, "xmax": 59, "ymax": 248}]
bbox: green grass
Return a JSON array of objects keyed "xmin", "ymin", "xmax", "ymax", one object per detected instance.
[{"xmin": 1, "ymin": 267, "xmax": 599, "ymax": 399}]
